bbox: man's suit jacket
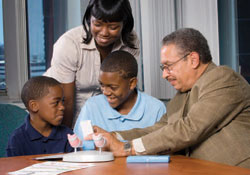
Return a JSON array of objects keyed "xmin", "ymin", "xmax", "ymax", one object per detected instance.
[{"xmin": 118, "ymin": 62, "xmax": 250, "ymax": 166}]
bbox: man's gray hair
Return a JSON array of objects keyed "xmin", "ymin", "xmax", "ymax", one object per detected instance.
[{"xmin": 162, "ymin": 28, "xmax": 212, "ymax": 63}]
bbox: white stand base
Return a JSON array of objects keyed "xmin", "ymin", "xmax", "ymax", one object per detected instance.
[{"xmin": 63, "ymin": 150, "xmax": 114, "ymax": 162}]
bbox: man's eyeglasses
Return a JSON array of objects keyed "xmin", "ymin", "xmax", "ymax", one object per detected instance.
[{"xmin": 160, "ymin": 52, "xmax": 190, "ymax": 72}]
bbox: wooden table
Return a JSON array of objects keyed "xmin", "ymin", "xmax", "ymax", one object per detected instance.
[{"xmin": 0, "ymin": 154, "xmax": 249, "ymax": 175}]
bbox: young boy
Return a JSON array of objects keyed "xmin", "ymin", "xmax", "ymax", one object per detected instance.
[
  {"xmin": 6, "ymin": 76, "xmax": 74, "ymax": 156},
  {"xmin": 74, "ymin": 50, "xmax": 166, "ymax": 149}
]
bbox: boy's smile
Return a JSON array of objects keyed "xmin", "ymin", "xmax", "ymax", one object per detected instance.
[{"xmin": 98, "ymin": 71, "xmax": 137, "ymax": 114}]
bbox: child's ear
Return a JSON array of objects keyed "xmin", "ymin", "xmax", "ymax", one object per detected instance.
[
  {"xmin": 28, "ymin": 100, "xmax": 39, "ymax": 113},
  {"xmin": 129, "ymin": 77, "xmax": 138, "ymax": 90}
]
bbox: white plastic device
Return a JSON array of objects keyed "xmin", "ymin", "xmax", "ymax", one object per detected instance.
[
  {"xmin": 80, "ymin": 120, "xmax": 94, "ymax": 138},
  {"xmin": 64, "ymin": 120, "xmax": 114, "ymax": 162},
  {"xmin": 62, "ymin": 150, "xmax": 114, "ymax": 162}
]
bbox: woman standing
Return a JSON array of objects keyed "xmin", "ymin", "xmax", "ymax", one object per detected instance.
[{"xmin": 44, "ymin": 0, "xmax": 140, "ymax": 128}]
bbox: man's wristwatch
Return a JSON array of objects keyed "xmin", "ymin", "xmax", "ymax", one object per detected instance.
[{"xmin": 123, "ymin": 141, "xmax": 132, "ymax": 155}]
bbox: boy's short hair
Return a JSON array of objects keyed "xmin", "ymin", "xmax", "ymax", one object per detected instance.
[
  {"xmin": 100, "ymin": 50, "xmax": 138, "ymax": 79},
  {"xmin": 21, "ymin": 76, "xmax": 61, "ymax": 110}
]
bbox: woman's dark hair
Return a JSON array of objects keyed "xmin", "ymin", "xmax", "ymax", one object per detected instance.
[{"xmin": 82, "ymin": 0, "xmax": 136, "ymax": 48}]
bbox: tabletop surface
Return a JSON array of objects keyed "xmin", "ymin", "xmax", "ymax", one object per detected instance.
[{"xmin": 0, "ymin": 154, "xmax": 249, "ymax": 175}]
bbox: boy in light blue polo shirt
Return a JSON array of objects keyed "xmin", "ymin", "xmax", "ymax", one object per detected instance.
[{"xmin": 74, "ymin": 51, "xmax": 166, "ymax": 149}]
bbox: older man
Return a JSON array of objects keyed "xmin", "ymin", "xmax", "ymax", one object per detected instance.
[{"xmin": 91, "ymin": 28, "xmax": 250, "ymax": 168}]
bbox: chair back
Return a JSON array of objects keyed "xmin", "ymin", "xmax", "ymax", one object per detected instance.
[{"xmin": 0, "ymin": 104, "xmax": 28, "ymax": 157}]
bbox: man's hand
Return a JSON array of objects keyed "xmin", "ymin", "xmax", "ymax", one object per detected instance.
[
  {"xmin": 93, "ymin": 126, "xmax": 108, "ymax": 134},
  {"xmin": 84, "ymin": 126, "xmax": 108, "ymax": 140},
  {"xmin": 84, "ymin": 126, "xmax": 131, "ymax": 157},
  {"xmin": 98, "ymin": 130, "xmax": 127, "ymax": 157}
]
